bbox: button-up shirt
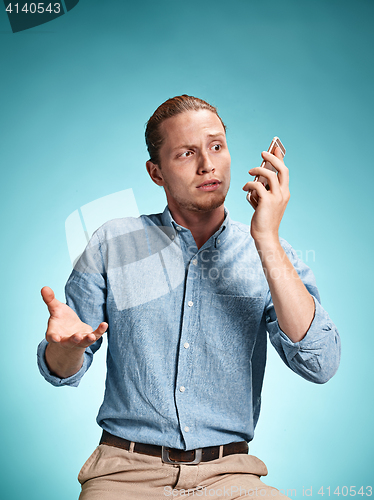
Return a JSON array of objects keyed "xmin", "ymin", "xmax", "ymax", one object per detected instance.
[{"xmin": 37, "ymin": 207, "xmax": 341, "ymax": 450}]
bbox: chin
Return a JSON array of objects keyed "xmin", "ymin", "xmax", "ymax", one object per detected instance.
[
  {"xmin": 188, "ymin": 193, "xmax": 226, "ymax": 213},
  {"xmin": 166, "ymin": 184, "xmax": 229, "ymax": 214}
]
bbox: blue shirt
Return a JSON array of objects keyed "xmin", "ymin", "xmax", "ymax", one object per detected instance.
[{"xmin": 37, "ymin": 207, "xmax": 341, "ymax": 450}]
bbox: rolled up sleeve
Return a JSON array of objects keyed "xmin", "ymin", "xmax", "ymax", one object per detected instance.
[
  {"xmin": 266, "ymin": 241, "xmax": 341, "ymax": 384},
  {"xmin": 36, "ymin": 338, "xmax": 98, "ymax": 387},
  {"xmin": 36, "ymin": 230, "xmax": 107, "ymax": 387}
]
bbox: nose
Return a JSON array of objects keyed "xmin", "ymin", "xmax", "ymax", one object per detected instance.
[{"xmin": 197, "ymin": 152, "xmax": 215, "ymax": 174}]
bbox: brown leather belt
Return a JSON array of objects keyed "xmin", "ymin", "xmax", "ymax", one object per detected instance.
[{"xmin": 100, "ymin": 430, "xmax": 248, "ymax": 465}]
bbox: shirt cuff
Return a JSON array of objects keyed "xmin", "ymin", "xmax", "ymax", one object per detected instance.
[
  {"xmin": 275, "ymin": 296, "xmax": 335, "ymax": 356},
  {"xmin": 37, "ymin": 338, "xmax": 92, "ymax": 387}
]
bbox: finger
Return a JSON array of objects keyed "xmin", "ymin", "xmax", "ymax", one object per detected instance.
[
  {"xmin": 273, "ymin": 146, "xmax": 284, "ymax": 160},
  {"xmin": 58, "ymin": 333, "xmax": 91, "ymax": 349},
  {"xmin": 59, "ymin": 332, "xmax": 98, "ymax": 349},
  {"xmin": 261, "ymin": 150, "xmax": 284, "ymax": 170},
  {"xmin": 261, "ymin": 150, "xmax": 289, "ymax": 187},
  {"xmin": 245, "ymin": 181, "xmax": 268, "ymax": 200},
  {"xmin": 93, "ymin": 322, "xmax": 108, "ymax": 337},
  {"xmin": 46, "ymin": 332, "xmax": 62, "ymax": 343},
  {"xmin": 246, "ymin": 168, "xmax": 279, "ymax": 193},
  {"xmin": 46, "ymin": 320, "xmax": 107, "ymax": 347},
  {"xmin": 243, "ymin": 176, "xmax": 262, "ymax": 192},
  {"xmin": 242, "ymin": 166, "xmax": 265, "ymax": 192},
  {"xmin": 63, "ymin": 323, "xmax": 107, "ymax": 349},
  {"xmin": 246, "ymin": 190, "xmax": 258, "ymax": 209},
  {"xmin": 41, "ymin": 286, "xmax": 61, "ymax": 314},
  {"xmin": 41, "ymin": 286, "xmax": 54, "ymax": 304}
]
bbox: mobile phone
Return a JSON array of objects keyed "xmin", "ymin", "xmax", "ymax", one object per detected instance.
[{"xmin": 246, "ymin": 136, "xmax": 286, "ymax": 206}]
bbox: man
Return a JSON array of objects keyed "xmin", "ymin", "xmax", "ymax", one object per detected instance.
[{"xmin": 37, "ymin": 95, "xmax": 340, "ymax": 499}]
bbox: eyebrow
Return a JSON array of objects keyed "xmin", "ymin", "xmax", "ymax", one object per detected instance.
[{"xmin": 171, "ymin": 133, "xmax": 226, "ymax": 152}]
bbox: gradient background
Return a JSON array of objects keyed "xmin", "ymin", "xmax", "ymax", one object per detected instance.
[{"xmin": 1, "ymin": 0, "xmax": 373, "ymax": 498}]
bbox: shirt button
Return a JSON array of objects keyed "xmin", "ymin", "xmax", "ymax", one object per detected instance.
[
  {"xmin": 171, "ymin": 235, "xmax": 175, "ymax": 240},
  {"xmin": 184, "ymin": 342, "xmax": 190, "ymax": 349},
  {"xmin": 184, "ymin": 426, "xmax": 190, "ymax": 432},
  {"xmin": 188, "ymin": 301, "xmax": 193, "ymax": 307},
  {"xmin": 179, "ymin": 386, "xmax": 186, "ymax": 393},
  {"xmin": 217, "ymin": 238, "xmax": 220, "ymax": 244},
  {"xmin": 192, "ymin": 259, "xmax": 197, "ymax": 266},
  {"xmin": 176, "ymin": 227, "xmax": 181, "ymax": 231}
]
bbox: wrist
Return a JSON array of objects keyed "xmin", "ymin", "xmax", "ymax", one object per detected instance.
[
  {"xmin": 45, "ymin": 342, "xmax": 85, "ymax": 379},
  {"xmin": 254, "ymin": 234, "xmax": 281, "ymax": 255}
]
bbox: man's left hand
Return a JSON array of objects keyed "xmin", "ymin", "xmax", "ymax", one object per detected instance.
[{"xmin": 242, "ymin": 147, "xmax": 290, "ymax": 244}]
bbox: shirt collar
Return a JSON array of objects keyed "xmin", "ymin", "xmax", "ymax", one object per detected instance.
[{"xmin": 160, "ymin": 206, "xmax": 231, "ymax": 249}]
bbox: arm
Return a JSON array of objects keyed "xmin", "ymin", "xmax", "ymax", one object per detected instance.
[
  {"xmin": 38, "ymin": 230, "xmax": 108, "ymax": 384},
  {"xmin": 254, "ymin": 239, "xmax": 315, "ymax": 343},
  {"xmin": 41, "ymin": 286, "xmax": 107, "ymax": 379},
  {"xmin": 243, "ymin": 148, "xmax": 340, "ymax": 382},
  {"xmin": 263, "ymin": 242, "xmax": 340, "ymax": 383},
  {"xmin": 243, "ymin": 147, "xmax": 314, "ymax": 342}
]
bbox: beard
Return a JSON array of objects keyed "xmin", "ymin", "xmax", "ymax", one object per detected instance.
[
  {"xmin": 183, "ymin": 193, "xmax": 226, "ymax": 212},
  {"xmin": 163, "ymin": 180, "xmax": 229, "ymax": 213}
]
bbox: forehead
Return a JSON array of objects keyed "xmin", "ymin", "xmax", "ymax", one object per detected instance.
[{"xmin": 159, "ymin": 110, "xmax": 226, "ymax": 151}]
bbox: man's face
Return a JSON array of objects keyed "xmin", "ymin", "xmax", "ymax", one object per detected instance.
[{"xmin": 148, "ymin": 109, "xmax": 231, "ymax": 214}]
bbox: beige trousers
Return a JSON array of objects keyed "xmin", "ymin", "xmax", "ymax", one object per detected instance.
[{"xmin": 78, "ymin": 444, "xmax": 289, "ymax": 499}]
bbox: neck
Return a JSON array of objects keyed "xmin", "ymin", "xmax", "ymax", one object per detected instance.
[{"xmin": 168, "ymin": 203, "xmax": 225, "ymax": 249}]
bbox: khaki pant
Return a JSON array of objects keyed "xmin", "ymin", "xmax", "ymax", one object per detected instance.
[{"xmin": 78, "ymin": 444, "xmax": 289, "ymax": 499}]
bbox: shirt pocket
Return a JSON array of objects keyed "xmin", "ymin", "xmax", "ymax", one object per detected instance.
[{"xmin": 200, "ymin": 293, "xmax": 264, "ymax": 373}]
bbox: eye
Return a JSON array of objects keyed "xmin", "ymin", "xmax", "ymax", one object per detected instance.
[
  {"xmin": 212, "ymin": 144, "xmax": 221, "ymax": 152},
  {"xmin": 179, "ymin": 150, "xmax": 193, "ymax": 158}
]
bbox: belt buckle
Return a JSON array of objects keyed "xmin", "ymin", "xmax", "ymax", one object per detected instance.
[{"xmin": 161, "ymin": 446, "xmax": 203, "ymax": 465}]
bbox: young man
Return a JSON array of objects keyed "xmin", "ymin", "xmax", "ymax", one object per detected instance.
[{"xmin": 38, "ymin": 95, "xmax": 340, "ymax": 499}]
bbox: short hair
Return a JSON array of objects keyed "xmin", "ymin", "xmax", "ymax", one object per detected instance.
[{"xmin": 145, "ymin": 95, "xmax": 226, "ymax": 165}]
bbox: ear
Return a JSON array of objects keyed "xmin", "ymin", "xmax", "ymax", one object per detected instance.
[{"xmin": 146, "ymin": 160, "xmax": 164, "ymax": 186}]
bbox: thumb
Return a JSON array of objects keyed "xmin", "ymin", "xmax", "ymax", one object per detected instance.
[{"xmin": 41, "ymin": 286, "xmax": 60, "ymax": 313}]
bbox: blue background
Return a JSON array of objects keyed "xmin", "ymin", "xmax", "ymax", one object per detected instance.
[{"xmin": 1, "ymin": 0, "xmax": 373, "ymax": 498}]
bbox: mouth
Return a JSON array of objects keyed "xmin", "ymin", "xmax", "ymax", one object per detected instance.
[{"xmin": 196, "ymin": 179, "xmax": 222, "ymax": 191}]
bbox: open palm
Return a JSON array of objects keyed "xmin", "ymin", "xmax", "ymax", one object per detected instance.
[{"xmin": 41, "ymin": 286, "xmax": 107, "ymax": 350}]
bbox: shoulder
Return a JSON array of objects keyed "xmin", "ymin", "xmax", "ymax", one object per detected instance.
[
  {"xmin": 226, "ymin": 216, "xmax": 299, "ymax": 260},
  {"xmin": 94, "ymin": 213, "xmax": 163, "ymax": 242},
  {"xmin": 278, "ymin": 237, "xmax": 299, "ymax": 259},
  {"xmin": 230, "ymin": 218, "xmax": 251, "ymax": 235}
]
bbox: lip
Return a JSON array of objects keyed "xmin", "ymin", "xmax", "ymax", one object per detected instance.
[{"xmin": 196, "ymin": 178, "xmax": 222, "ymax": 191}]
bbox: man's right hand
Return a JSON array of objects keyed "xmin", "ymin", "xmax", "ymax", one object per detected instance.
[{"xmin": 41, "ymin": 286, "xmax": 107, "ymax": 378}]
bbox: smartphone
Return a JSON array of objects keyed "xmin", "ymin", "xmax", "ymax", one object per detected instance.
[{"xmin": 246, "ymin": 136, "xmax": 286, "ymax": 206}]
